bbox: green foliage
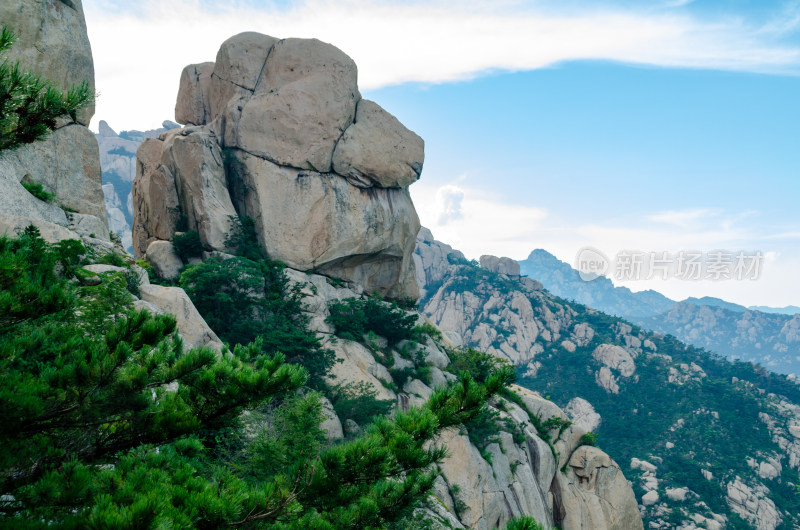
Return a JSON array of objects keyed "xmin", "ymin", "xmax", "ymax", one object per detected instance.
[
  {"xmin": 578, "ymin": 431, "xmax": 598, "ymax": 447},
  {"xmin": 180, "ymin": 255, "xmax": 335, "ymax": 385},
  {"xmin": 225, "ymin": 215, "xmax": 263, "ymax": 260},
  {"xmin": 21, "ymin": 181, "xmax": 54, "ymax": 202},
  {"xmin": 0, "ymin": 26, "xmax": 94, "ymax": 154},
  {"xmin": 327, "ymin": 296, "xmax": 418, "ymax": 347},
  {"xmin": 329, "ymin": 381, "xmax": 395, "ymax": 428},
  {"xmin": 0, "ymin": 227, "xmax": 74, "ymax": 328},
  {"xmin": 95, "ymin": 251, "xmax": 126, "ymax": 267},
  {"xmin": 172, "ymin": 230, "xmax": 204, "ymax": 261},
  {"xmin": 0, "ymin": 232, "xmax": 308, "ymax": 526},
  {"xmin": 448, "ymin": 346, "xmax": 513, "ymax": 385},
  {"xmin": 505, "ymin": 515, "xmax": 545, "ymax": 530}
]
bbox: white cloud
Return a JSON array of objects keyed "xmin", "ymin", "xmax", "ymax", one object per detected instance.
[
  {"xmin": 647, "ymin": 208, "xmax": 719, "ymax": 228},
  {"xmin": 435, "ymin": 185, "xmax": 465, "ymax": 224},
  {"xmin": 411, "ymin": 183, "xmax": 547, "ymax": 259},
  {"xmin": 84, "ymin": 0, "xmax": 800, "ymax": 130},
  {"xmin": 411, "ymin": 182, "xmax": 800, "ymax": 307}
]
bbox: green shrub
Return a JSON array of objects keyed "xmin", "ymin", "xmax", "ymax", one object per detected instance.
[
  {"xmin": 172, "ymin": 230, "xmax": 203, "ymax": 261},
  {"xmin": 449, "ymin": 347, "xmax": 514, "ymax": 384},
  {"xmin": 180, "ymin": 255, "xmax": 335, "ymax": 385},
  {"xmin": 225, "ymin": 215, "xmax": 262, "ymax": 260},
  {"xmin": 328, "ymin": 381, "xmax": 395, "ymax": 428},
  {"xmin": 21, "ymin": 181, "xmax": 54, "ymax": 203},
  {"xmin": 95, "ymin": 252, "xmax": 126, "ymax": 267},
  {"xmin": 578, "ymin": 431, "xmax": 598, "ymax": 447},
  {"xmin": 505, "ymin": 515, "xmax": 545, "ymax": 530},
  {"xmin": 327, "ymin": 296, "xmax": 418, "ymax": 347}
]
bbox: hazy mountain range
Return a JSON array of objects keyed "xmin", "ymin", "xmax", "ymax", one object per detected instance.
[{"xmin": 519, "ymin": 249, "xmax": 800, "ymax": 375}]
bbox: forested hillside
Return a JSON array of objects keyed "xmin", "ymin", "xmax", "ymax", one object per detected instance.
[{"xmin": 418, "ymin": 232, "xmax": 800, "ymax": 529}]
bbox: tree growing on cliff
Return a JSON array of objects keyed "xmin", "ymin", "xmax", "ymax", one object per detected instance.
[{"xmin": 0, "ymin": 26, "xmax": 94, "ymax": 153}]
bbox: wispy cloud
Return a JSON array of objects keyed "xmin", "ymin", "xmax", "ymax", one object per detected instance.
[{"xmin": 84, "ymin": 0, "xmax": 800, "ymax": 130}]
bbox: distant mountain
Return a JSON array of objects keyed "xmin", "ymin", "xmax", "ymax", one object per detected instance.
[
  {"xmin": 517, "ymin": 249, "xmax": 800, "ymax": 375},
  {"xmin": 683, "ymin": 296, "xmax": 747, "ymax": 313},
  {"xmin": 749, "ymin": 305, "xmax": 800, "ymax": 316},
  {"xmin": 518, "ymin": 249, "xmax": 675, "ymax": 317},
  {"xmin": 94, "ymin": 120, "xmax": 180, "ymax": 252}
]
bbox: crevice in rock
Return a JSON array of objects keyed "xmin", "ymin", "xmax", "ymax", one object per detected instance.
[{"xmin": 252, "ymin": 40, "xmax": 279, "ymax": 93}]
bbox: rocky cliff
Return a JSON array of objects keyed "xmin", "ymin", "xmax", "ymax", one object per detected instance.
[
  {"xmin": 267, "ymin": 266, "xmax": 643, "ymax": 530},
  {"xmin": 132, "ymin": 32, "xmax": 423, "ymax": 300},
  {"xmin": 95, "ymin": 120, "xmax": 180, "ymax": 252},
  {"xmin": 418, "ymin": 230, "xmax": 800, "ymax": 529},
  {"xmin": 0, "ymin": 0, "xmax": 108, "ymax": 237}
]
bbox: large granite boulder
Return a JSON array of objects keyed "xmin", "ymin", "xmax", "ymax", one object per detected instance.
[
  {"xmin": 0, "ymin": 0, "xmax": 107, "ymax": 233},
  {"xmin": 138, "ymin": 32, "xmax": 423, "ymax": 299},
  {"xmin": 132, "ymin": 138, "xmax": 181, "ymax": 256}
]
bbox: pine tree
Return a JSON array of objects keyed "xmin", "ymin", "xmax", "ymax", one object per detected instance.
[
  {"xmin": 0, "ymin": 231, "xmax": 515, "ymax": 528},
  {"xmin": 0, "ymin": 26, "xmax": 94, "ymax": 154}
]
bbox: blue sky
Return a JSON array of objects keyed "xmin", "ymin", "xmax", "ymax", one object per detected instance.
[{"xmin": 83, "ymin": 0, "xmax": 800, "ymax": 307}]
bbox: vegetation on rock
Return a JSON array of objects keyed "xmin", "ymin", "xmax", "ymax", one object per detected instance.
[{"xmin": 0, "ymin": 26, "xmax": 94, "ymax": 154}]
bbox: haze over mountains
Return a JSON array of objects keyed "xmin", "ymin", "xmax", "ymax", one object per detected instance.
[{"xmin": 519, "ymin": 249, "xmax": 800, "ymax": 376}]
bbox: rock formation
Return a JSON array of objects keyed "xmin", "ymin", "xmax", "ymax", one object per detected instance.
[
  {"xmin": 95, "ymin": 120, "xmax": 180, "ymax": 251},
  {"xmin": 479, "ymin": 255, "xmax": 520, "ymax": 277},
  {"xmin": 280, "ymin": 267, "xmax": 642, "ymax": 530},
  {"xmin": 0, "ymin": 0, "xmax": 107, "ymax": 234},
  {"xmin": 133, "ymin": 32, "xmax": 423, "ymax": 300}
]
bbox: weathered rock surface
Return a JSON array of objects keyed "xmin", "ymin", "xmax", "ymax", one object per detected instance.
[
  {"xmin": 413, "ymin": 227, "xmax": 465, "ymax": 300},
  {"xmin": 96, "ymin": 120, "xmax": 180, "ymax": 253},
  {"xmin": 332, "ymin": 99, "xmax": 424, "ymax": 188},
  {"xmin": 0, "ymin": 0, "xmax": 106, "ymax": 231},
  {"xmin": 139, "ymin": 284, "xmax": 223, "ymax": 351},
  {"xmin": 555, "ymin": 446, "xmax": 643, "ymax": 530},
  {"xmin": 162, "ymin": 128, "xmax": 236, "ymax": 250},
  {"xmin": 132, "ymin": 138, "xmax": 180, "ymax": 256},
  {"xmin": 175, "ymin": 62, "xmax": 214, "ymax": 126},
  {"xmin": 145, "ymin": 240, "xmax": 183, "ymax": 281},
  {"xmin": 479, "ymin": 255, "xmax": 521, "ymax": 277},
  {"xmin": 565, "ymin": 397, "xmax": 602, "ymax": 432},
  {"xmin": 135, "ymin": 32, "xmax": 422, "ymax": 299},
  {"xmin": 229, "ymin": 151, "xmax": 419, "ymax": 299},
  {"xmin": 0, "ymin": 0, "xmax": 95, "ymax": 125}
]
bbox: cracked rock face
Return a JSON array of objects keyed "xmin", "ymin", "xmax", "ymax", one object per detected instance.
[{"xmin": 136, "ymin": 32, "xmax": 422, "ymax": 299}]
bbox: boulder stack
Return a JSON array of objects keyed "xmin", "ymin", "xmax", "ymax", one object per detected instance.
[{"xmin": 134, "ymin": 32, "xmax": 424, "ymax": 300}]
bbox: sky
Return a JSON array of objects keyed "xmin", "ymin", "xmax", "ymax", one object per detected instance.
[{"xmin": 83, "ymin": 0, "xmax": 800, "ymax": 308}]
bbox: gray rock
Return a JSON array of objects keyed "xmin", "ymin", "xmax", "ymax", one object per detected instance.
[
  {"xmin": 0, "ymin": 125, "xmax": 107, "ymax": 228},
  {"xmin": 161, "ymin": 128, "xmax": 236, "ymax": 251},
  {"xmin": 0, "ymin": 214, "xmax": 76, "ymax": 243},
  {"xmin": 175, "ymin": 62, "xmax": 214, "ymax": 126},
  {"xmin": 237, "ymin": 38, "xmax": 360, "ymax": 172},
  {"xmin": 0, "ymin": 0, "xmax": 95, "ymax": 125},
  {"xmin": 132, "ymin": 137, "xmax": 181, "ymax": 257},
  {"xmin": 138, "ymin": 284, "xmax": 223, "ymax": 351},
  {"xmin": 228, "ymin": 152, "xmax": 419, "ymax": 300},
  {"xmin": 145, "ymin": 240, "xmax": 183, "ymax": 281},
  {"xmin": 479, "ymin": 255, "xmax": 521, "ymax": 277},
  {"xmin": 332, "ymin": 99, "xmax": 424, "ymax": 188},
  {"xmin": 67, "ymin": 212, "xmax": 109, "ymax": 241}
]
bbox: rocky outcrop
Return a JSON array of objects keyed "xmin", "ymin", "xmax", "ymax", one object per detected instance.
[
  {"xmin": 95, "ymin": 120, "xmax": 181, "ymax": 252},
  {"xmin": 414, "ymin": 227, "xmax": 466, "ymax": 300},
  {"xmin": 0, "ymin": 0, "xmax": 107, "ymax": 234},
  {"xmin": 280, "ymin": 266, "xmax": 641, "ymax": 529},
  {"xmin": 480, "ymin": 255, "xmax": 521, "ymax": 277},
  {"xmin": 134, "ymin": 32, "xmax": 422, "ymax": 299}
]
